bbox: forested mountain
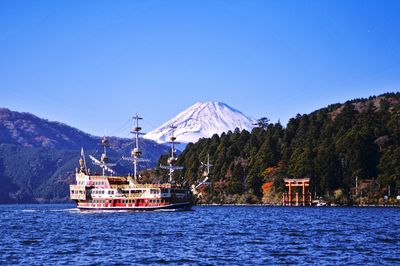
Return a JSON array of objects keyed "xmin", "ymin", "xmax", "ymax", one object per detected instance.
[
  {"xmin": 173, "ymin": 93, "xmax": 400, "ymax": 204},
  {"xmin": 0, "ymin": 108, "xmax": 168, "ymax": 203}
]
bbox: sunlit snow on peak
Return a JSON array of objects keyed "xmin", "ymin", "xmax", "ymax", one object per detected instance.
[{"xmin": 144, "ymin": 102, "xmax": 256, "ymax": 145}]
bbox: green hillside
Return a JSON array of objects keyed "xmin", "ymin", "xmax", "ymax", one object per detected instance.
[{"xmin": 174, "ymin": 92, "xmax": 400, "ymax": 205}]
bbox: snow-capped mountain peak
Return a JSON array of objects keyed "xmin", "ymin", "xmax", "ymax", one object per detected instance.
[{"xmin": 144, "ymin": 102, "xmax": 256, "ymax": 145}]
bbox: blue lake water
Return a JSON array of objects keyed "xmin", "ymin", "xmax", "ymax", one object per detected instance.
[{"xmin": 0, "ymin": 204, "xmax": 399, "ymax": 265}]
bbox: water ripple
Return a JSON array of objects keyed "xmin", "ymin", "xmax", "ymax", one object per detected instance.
[{"xmin": 0, "ymin": 205, "xmax": 399, "ymax": 265}]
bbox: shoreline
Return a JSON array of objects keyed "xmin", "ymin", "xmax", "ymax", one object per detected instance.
[
  {"xmin": 0, "ymin": 202, "xmax": 399, "ymax": 208},
  {"xmin": 197, "ymin": 203, "xmax": 400, "ymax": 207}
]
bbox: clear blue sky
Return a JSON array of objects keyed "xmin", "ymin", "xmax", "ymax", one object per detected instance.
[{"xmin": 1, "ymin": 0, "xmax": 399, "ymax": 137}]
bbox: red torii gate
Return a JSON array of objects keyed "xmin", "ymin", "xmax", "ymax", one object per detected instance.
[{"xmin": 282, "ymin": 178, "xmax": 312, "ymax": 206}]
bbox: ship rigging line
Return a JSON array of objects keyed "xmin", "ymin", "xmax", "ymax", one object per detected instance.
[{"xmin": 109, "ymin": 119, "xmax": 132, "ymax": 136}]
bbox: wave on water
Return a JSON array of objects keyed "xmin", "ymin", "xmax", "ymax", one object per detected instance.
[
  {"xmin": 22, "ymin": 209, "xmax": 37, "ymax": 212},
  {"xmin": 49, "ymin": 208, "xmax": 79, "ymax": 212}
]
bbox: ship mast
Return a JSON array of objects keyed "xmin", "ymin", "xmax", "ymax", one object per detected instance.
[
  {"xmin": 124, "ymin": 114, "xmax": 149, "ymax": 181},
  {"xmin": 160, "ymin": 125, "xmax": 183, "ymax": 183},
  {"xmin": 196, "ymin": 153, "xmax": 212, "ymax": 189},
  {"xmin": 203, "ymin": 153, "xmax": 212, "ymax": 178},
  {"xmin": 79, "ymin": 147, "xmax": 88, "ymax": 174},
  {"xmin": 88, "ymin": 136, "xmax": 116, "ymax": 176},
  {"xmin": 100, "ymin": 136, "xmax": 109, "ymax": 176}
]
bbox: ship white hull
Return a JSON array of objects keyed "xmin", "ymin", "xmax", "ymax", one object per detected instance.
[{"xmin": 77, "ymin": 201, "xmax": 192, "ymax": 211}]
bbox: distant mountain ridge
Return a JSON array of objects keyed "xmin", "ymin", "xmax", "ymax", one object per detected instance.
[
  {"xmin": 0, "ymin": 108, "xmax": 169, "ymax": 203},
  {"xmin": 0, "ymin": 107, "xmax": 167, "ymax": 156},
  {"xmin": 0, "ymin": 107, "xmax": 98, "ymax": 149},
  {"xmin": 144, "ymin": 102, "xmax": 256, "ymax": 145}
]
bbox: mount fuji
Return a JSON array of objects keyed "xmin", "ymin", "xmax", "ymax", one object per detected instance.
[{"xmin": 144, "ymin": 102, "xmax": 257, "ymax": 147}]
